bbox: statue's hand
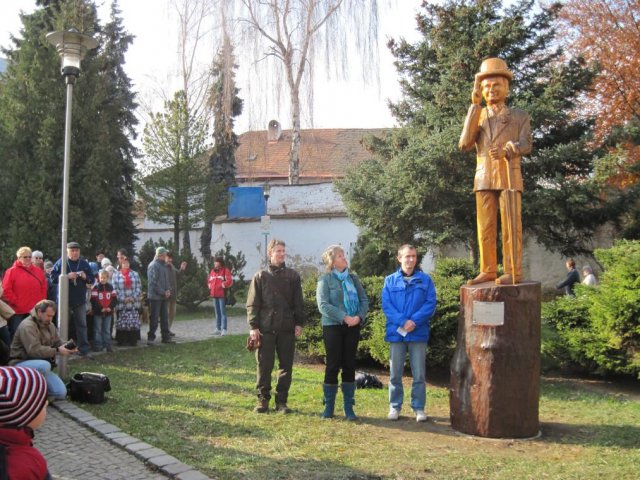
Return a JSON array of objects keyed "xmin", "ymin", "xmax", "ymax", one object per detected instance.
[
  {"xmin": 472, "ymin": 75, "xmax": 482, "ymax": 105},
  {"xmin": 504, "ymin": 141, "xmax": 518, "ymax": 160},
  {"xmin": 488, "ymin": 145, "xmax": 503, "ymax": 161}
]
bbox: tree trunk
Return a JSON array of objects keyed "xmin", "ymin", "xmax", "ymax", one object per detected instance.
[
  {"xmin": 200, "ymin": 219, "xmax": 212, "ymax": 265},
  {"xmin": 450, "ymin": 281, "xmax": 541, "ymax": 438},
  {"xmin": 173, "ymin": 216, "xmax": 180, "ymax": 253},
  {"xmin": 182, "ymin": 210, "xmax": 191, "ymax": 255},
  {"xmin": 289, "ymin": 87, "xmax": 301, "ymax": 185}
]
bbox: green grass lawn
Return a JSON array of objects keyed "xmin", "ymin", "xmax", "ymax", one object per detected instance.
[{"xmin": 69, "ymin": 336, "xmax": 640, "ymax": 480}]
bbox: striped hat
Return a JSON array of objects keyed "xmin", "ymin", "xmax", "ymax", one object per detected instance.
[{"xmin": 0, "ymin": 366, "xmax": 48, "ymax": 427}]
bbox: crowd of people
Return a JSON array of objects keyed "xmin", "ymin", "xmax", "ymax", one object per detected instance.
[{"xmin": 0, "ymin": 243, "xmax": 194, "ymax": 400}]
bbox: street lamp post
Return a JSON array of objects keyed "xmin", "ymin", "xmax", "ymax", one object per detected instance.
[
  {"xmin": 262, "ymin": 182, "xmax": 271, "ymax": 267},
  {"xmin": 46, "ymin": 29, "xmax": 98, "ymax": 378}
]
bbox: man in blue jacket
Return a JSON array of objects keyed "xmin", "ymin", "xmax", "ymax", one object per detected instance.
[
  {"xmin": 382, "ymin": 244, "xmax": 437, "ymax": 422},
  {"xmin": 51, "ymin": 242, "xmax": 95, "ymax": 358}
]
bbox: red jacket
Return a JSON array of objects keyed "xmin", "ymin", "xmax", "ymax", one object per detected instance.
[
  {"xmin": 1, "ymin": 261, "xmax": 47, "ymax": 315},
  {"xmin": 90, "ymin": 283, "xmax": 117, "ymax": 315},
  {"xmin": 207, "ymin": 267, "xmax": 232, "ymax": 298},
  {"xmin": 0, "ymin": 426, "xmax": 50, "ymax": 480}
]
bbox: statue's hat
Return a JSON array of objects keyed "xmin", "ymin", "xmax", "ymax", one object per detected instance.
[{"xmin": 476, "ymin": 58, "xmax": 513, "ymax": 82}]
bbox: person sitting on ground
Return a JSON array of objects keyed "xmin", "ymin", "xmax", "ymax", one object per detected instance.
[
  {"xmin": 556, "ymin": 258, "xmax": 580, "ymax": 296},
  {"xmin": 9, "ymin": 300, "xmax": 76, "ymax": 400},
  {"xmin": 582, "ymin": 265, "xmax": 598, "ymax": 286},
  {"xmin": 0, "ymin": 365, "xmax": 52, "ymax": 480}
]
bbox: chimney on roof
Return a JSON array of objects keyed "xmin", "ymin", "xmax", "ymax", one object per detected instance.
[{"xmin": 267, "ymin": 119, "xmax": 282, "ymax": 142}]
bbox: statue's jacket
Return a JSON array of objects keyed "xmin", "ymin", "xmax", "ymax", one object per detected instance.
[{"xmin": 459, "ymin": 104, "xmax": 532, "ymax": 192}]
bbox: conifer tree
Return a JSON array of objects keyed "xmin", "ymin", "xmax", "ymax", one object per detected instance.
[
  {"xmin": 0, "ymin": 0, "xmax": 138, "ymax": 262},
  {"xmin": 338, "ymin": 0, "xmax": 619, "ymax": 259},
  {"xmin": 200, "ymin": 34, "xmax": 243, "ymax": 264},
  {"xmin": 138, "ymin": 90, "xmax": 210, "ymax": 254}
]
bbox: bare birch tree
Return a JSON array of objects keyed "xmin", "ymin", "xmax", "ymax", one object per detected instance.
[{"xmin": 226, "ymin": 0, "xmax": 382, "ymax": 184}]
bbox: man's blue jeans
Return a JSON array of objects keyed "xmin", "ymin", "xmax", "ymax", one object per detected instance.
[
  {"xmin": 389, "ymin": 341, "xmax": 427, "ymax": 411},
  {"xmin": 17, "ymin": 359, "xmax": 67, "ymax": 400},
  {"xmin": 213, "ymin": 297, "xmax": 227, "ymax": 331},
  {"xmin": 70, "ymin": 303, "xmax": 90, "ymax": 355}
]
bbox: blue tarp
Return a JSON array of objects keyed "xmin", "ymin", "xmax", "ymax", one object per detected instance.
[{"xmin": 228, "ymin": 186, "xmax": 265, "ymax": 218}]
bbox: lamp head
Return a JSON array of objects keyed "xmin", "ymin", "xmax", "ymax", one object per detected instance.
[
  {"xmin": 263, "ymin": 181, "xmax": 271, "ymax": 202},
  {"xmin": 46, "ymin": 29, "xmax": 98, "ymax": 78}
]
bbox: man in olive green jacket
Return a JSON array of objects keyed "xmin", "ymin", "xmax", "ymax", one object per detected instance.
[
  {"xmin": 10, "ymin": 300, "xmax": 76, "ymax": 399},
  {"xmin": 247, "ymin": 239, "xmax": 305, "ymax": 413}
]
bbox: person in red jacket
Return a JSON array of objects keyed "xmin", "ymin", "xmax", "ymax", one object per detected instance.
[
  {"xmin": 207, "ymin": 257, "xmax": 233, "ymax": 335},
  {"xmin": 1, "ymin": 247, "xmax": 47, "ymax": 340},
  {"xmin": 90, "ymin": 270, "xmax": 117, "ymax": 352},
  {"xmin": 0, "ymin": 365, "xmax": 52, "ymax": 480}
]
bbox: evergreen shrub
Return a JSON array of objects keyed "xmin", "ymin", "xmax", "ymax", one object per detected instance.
[
  {"xmin": 543, "ymin": 240, "xmax": 640, "ymax": 378},
  {"xmin": 298, "ymin": 258, "xmax": 472, "ymax": 369}
]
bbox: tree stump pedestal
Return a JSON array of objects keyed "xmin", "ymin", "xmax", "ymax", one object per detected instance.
[{"xmin": 449, "ymin": 281, "xmax": 541, "ymax": 438}]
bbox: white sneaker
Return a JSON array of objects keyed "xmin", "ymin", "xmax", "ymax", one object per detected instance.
[
  {"xmin": 415, "ymin": 409, "xmax": 427, "ymax": 422},
  {"xmin": 221, "ymin": 329, "xmax": 227, "ymax": 336},
  {"xmin": 213, "ymin": 329, "xmax": 221, "ymax": 336},
  {"xmin": 388, "ymin": 407, "xmax": 400, "ymax": 421}
]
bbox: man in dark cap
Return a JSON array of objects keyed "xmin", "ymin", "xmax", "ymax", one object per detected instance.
[
  {"xmin": 147, "ymin": 247, "xmax": 174, "ymax": 345},
  {"xmin": 51, "ymin": 242, "xmax": 95, "ymax": 358}
]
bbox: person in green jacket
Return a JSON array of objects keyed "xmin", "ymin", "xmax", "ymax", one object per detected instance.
[{"xmin": 247, "ymin": 239, "xmax": 305, "ymax": 414}]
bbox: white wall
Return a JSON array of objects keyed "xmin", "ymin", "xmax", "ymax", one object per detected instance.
[
  {"xmin": 212, "ymin": 216, "xmax": 359, "ymax": 278},
  {"xmin": 135, "ymin": 183, "xmax": 361, "ymax": 277}
]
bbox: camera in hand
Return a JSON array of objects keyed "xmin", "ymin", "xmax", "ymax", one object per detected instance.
[{"xmin": 64, "ymin": 340, "xmax": 77, "ymax": 350}]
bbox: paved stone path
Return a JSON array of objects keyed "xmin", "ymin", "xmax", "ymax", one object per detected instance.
[{"xmin": 34, "ymin": 314, "xmax": 248, "ymax": 480}]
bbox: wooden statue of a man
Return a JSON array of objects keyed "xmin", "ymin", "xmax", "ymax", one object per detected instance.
[{"xmin": 459, "ymin": 58, "xmax": 532, "ymax": 285}]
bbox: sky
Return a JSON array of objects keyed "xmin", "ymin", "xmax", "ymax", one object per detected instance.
[{"xmin": 0, "ymin": 1, "xmax": 423, "ymax": 135}]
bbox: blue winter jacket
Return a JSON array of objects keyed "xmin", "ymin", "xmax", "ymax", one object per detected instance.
[
  {"xmin": 382, "ymin": 268, "xmax": 437, "ymax": 343},
  {"xmin": 51, "ymin": 257, "xmax": 94, "ymax": 306},
  {"xmin": 316, "ymin": 272, "xmax": 369, "ymax": 326}
]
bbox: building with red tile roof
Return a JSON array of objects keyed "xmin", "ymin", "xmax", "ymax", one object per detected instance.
[{"xmin": 235, "ymin": 122, "xmax": 388, "ymax": 183}]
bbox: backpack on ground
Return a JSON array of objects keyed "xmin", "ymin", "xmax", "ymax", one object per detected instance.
[{"xmin": 67, "ymin": 372, "xmax": 111, "ymax": 403}]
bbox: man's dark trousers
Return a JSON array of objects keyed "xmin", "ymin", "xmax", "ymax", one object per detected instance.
[
  {"xmin": 148, "ymin": 299, "xmax": 170, "ymax": 342},
  {"xmin": 256, "ymin": 331, "xmax": 295, "ymax": 404}
]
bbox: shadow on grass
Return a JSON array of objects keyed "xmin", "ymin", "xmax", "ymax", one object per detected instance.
[
  {"xmin": 358, "ymin": 414, "xmax": 458, "ymax": 437},
  {"xmin": 539, "ymin": 421, "xmax": 640, "ymax": 449},
  {"xmin": 184, "ymin": 443, "xmax": 385, "ymax": 480}
]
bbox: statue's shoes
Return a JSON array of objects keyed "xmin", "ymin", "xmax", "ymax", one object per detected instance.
[
  {"xmin": 467, "ymin": 272, "xmax": 497, "ymax": 285},
  {"xmin": 495, "ymin": 273, "xmax": 522, "ymax": 285}
]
